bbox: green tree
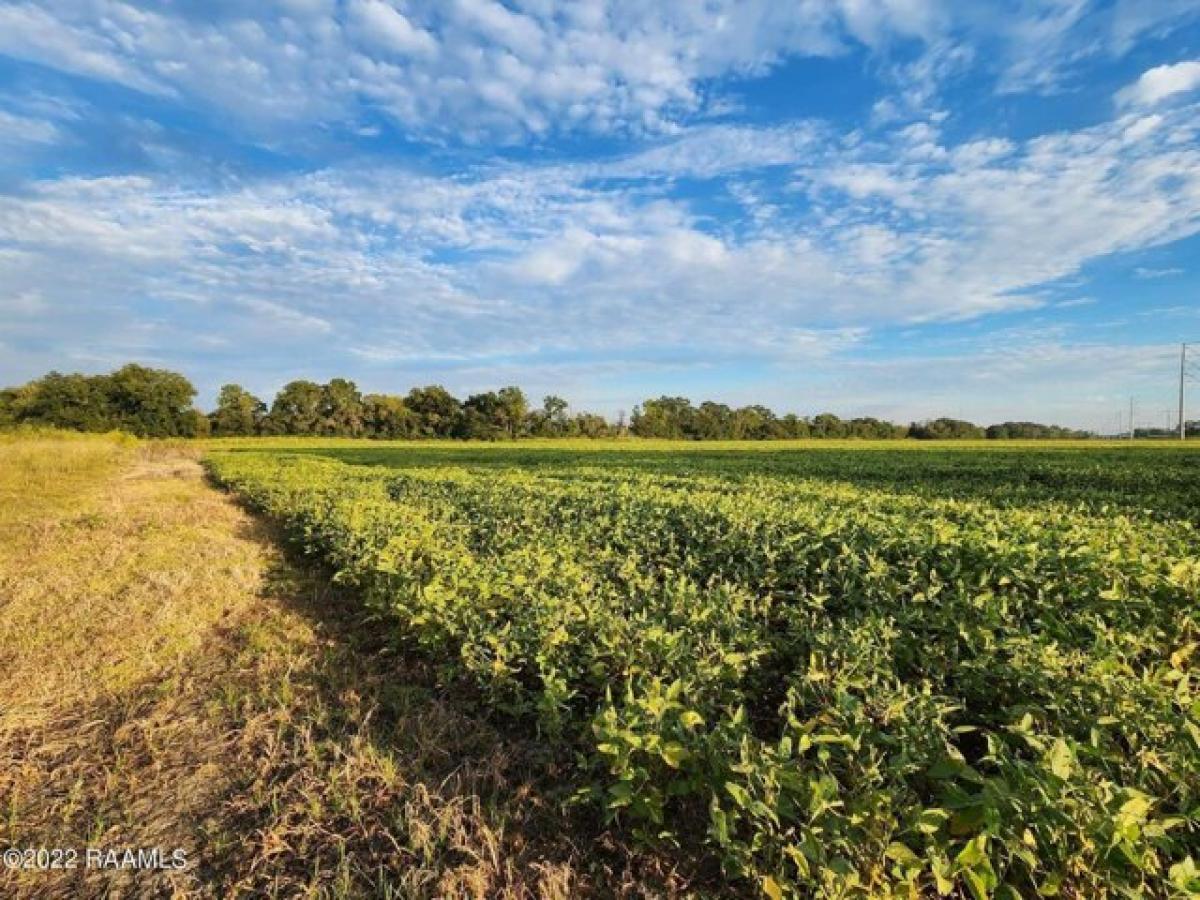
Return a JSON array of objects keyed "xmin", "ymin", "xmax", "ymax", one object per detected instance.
[
  {"xmin": 459, "ymin": 391, "xmax": 505, "ymax": 439},
  {"xmin": 909, "ymin": 417, "xmax": 984, "ymax": 440},
  {"xmin": 0, "ymin": 388, "xmax": 14, "ymax": 427},
  {"xmin": 543, "ymin": 395, "xmax": 568, "ymax": 426},
  {"xmin": 528, "ymin": 394, "xmax": 569, "ymax": 436},
  {"xmin": 319, "ymin": 378, "xmax": 364, "ymax": 436},
  {"xmin": 209, "ymin": 384, "xmax": 266, "ymax": 436},
  {"xmin": 18, "ymin": 371, "xmax": 111, "ymax": 431},
  {"xmin": 571, "ymin": 412, "xmax": 611, "ymax": 438},
  {"xmin": 0, "ymin": 384, "xmax": 40, "ymax": 427},
  {"xmin": 810, "ymin": 412, "xmax": 846, "ymax": 438},
  {"xmin": 268, "ymin": 380, "xmax": 324, "ymax": 435},
  {"xmin": 632, "ymin": 397, "xmax": 695, "ymax": 438},
  {"xmin": 362, "ymin": 394, "xmax": 416, "ymax": 438},
  {"xmin": 104, "ymin": 364, "xmax": 200, "ymax": 437},
  {"xmin": 0, "ymin": 366, "xmax": 202, "ymax": 436},
  {"xmin": 778, "ymin": 414, "xmax": 810, "ymax": 438},
  {"xmin": 694, "ymin": 401, "xmax": 732, "ymax": 439},
  {"xmin": 732, "ymin": 405, "xmax": 775, "ymax": 440},
  {"xmin": 496, "ymin": 386, "xmax": 529, "ymax": 438},
  {"xmin": 847, "ymin": 416, "xmax": 904, "ymax": 439},
  {"xmin": 985, "ymin": 421, "xmax": 1089, "ymax": 439},
  {"xmin": 182, "ymin": 407, "xmax": 211, "ymax": 438},
  {"xmin": 405, "ymin": 385, "xmax": 462, "ymax": 437}
]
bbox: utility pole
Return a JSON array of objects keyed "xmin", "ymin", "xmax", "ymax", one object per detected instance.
[
  {"xmin": 1129, "ymin": 397, "xmax": 1135, "ymax": 441},
  {"xmin": 1181, "ymin": 343, "xmax": 1188, "ymax": 441}
]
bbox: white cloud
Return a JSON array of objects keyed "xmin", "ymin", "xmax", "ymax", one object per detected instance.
[
  {"xmin": 948, "ymin": 138, "xmax": 1014, "ymax": 168},
  {"xmin": 821, "ymin": 164, "xmax": 911, "ymax": 199},
  {"xmin": 1116, "ymin": 60, "xmax": 1200, "ymax": 107},
  {"xmin": 1, "ymin": 1, "xmax": 1189, "ymax": 142},
  {"xmin": 1133, "ymin": 266, "xmax": 1184, "ymax": 279},
  {"xmin": 0, "ymin": 3, "xmax": 164, "ymax": 94},
  {"xmin": 1121, "ymin": 114, "xmax": 1163, "ymax": 142},
  {"xmin": 993, "ymin": 0, "xmax": 1090, "ymax": 94},
  {"xmin": 236, "ymin": 298, "xmax": 334, "ymax": 334},
  {"xmin": 596, "ymin": 122, "xmax": 825, "ymax": 180},
  {"xmin": 0, "ymin": 1, "xmax": 842, "ymax": 138},
  {"xmin": 4, "ymin": 99, "xmax": 1197, "ymax": 389},
  {"xmin": 1110, "ymin": 0, "xmax": 1200, "ymax": 54},
  {"xmin": 0, "ymin": 1, "xmax": 1196, "ymax": 426},
  {"xmin": 992, "ymin": 2, "xmax": 1198, "ymax": 97},
  {"xmin": 347, "ymin": 0, "xmax": 438, "ymax": 58},
  {"xmin": 0, "ymin": 109, "xmax": 62, "ymax": 147}
]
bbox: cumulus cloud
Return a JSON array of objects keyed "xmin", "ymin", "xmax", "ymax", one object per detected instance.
[
  {"xmin": 0, "ymin": 0, "xmax": 1188, "ymax": 141},
  {"xmin": 1116, "ymin": 59, "xmax": 1200, "ymax": 107},
  {"xmin": 347, "ymin": 0, "xmax": 438, "ymax": 57},
  {"xmin": 3, "ymin": 100, "xmax": 1198, "ymax": 394},
  {"xmin": 0, "ymin": 1, "xmax": 846, "ymax": 138},
  {"xmin": 0, "ymin": 3, "xmax": 163, "ymax": 93},
  {"xmin": 1, "ymin": 1, "xmax": 1197, "ymax": 426}
]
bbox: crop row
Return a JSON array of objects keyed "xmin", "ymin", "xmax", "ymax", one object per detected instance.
[{"xmin": 208, "ymin": 452, "xmax": 1200, "ymax": 897}]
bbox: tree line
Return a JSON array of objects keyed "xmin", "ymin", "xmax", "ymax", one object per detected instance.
[
  {"xmin": 0, "ymin": 366, "xmax": 612, "ymax": 439},
  {"xmin": 627, "ymin": 398, "xmax": 1097, "ymax": 440},
  {"xmin": 212, "ymin": 379, "xmax": 613, "ymax": 439},
  {"xmin": 0, "ymin": 365, "xmax": 209, "ymax": 437},
  {"xmin": 1, "ymin": 364, "xmax": 1104, "ymax": 440}
]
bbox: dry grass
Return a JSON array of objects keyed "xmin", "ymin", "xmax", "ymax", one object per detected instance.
[
  {"xmin": 0, "ymin": 432, "xmax": 132, "ymax": 531},
  {"xmin": 0, "ymin": 435, "xmax": 702, "ymax": 898}
]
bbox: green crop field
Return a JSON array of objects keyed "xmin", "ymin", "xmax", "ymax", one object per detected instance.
[{"xmin": 205, "ymin": 439, "xmax": 1200, "ymax": 898}]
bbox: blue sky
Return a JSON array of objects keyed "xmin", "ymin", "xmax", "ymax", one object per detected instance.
[{"xmin": 1, "ymin": 1, "xmax": 1198, "ymax": 430}]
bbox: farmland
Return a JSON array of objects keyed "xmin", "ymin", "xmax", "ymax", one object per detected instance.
[
  {"xmin": 205, "ymin": 439, "xmax": 1200, "ymax": 898},
  {"xmin": 2, "ymin": 433, "xmax": 601, "ymax": 898}
]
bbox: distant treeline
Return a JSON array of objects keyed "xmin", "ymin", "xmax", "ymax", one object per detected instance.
[
  {"xmin": 629, "ymin": 397, "xmax": 1102, "ymax": 439},
  {"xmin": 0, "ymin": 364, "xmax": 1122, "ymax": 441}
]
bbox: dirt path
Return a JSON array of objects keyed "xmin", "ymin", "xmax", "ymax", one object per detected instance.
[{"xmin": 0, "ymin": 445, "xmax": 605, "ymax": 898}]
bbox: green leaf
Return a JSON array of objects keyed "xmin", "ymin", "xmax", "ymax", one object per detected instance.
[
  {"xmin": 1169, "ymin": 856, "xmax": 1200, "ymax": 891},
  {"xmin": 885, "ymin": 842, "xmax": 921, "ymax": 868},
  {"xmin": 955, "ymin": 835, "xmax": 988, "ymax": 868},
  {"xmin": 710, "ymin": 805, "xmax": 730, "ymax": 845},
  {"xmin": 660, "ymin": 742, "xmax": 689, "ymax": 768},
  {"xmin": 917, "ymin": 807, "xmax": 951, "ymax": 835},
  {"xmin": 679, "ymin": 710, "xmax": 705, "ymax": 729},
  {"xmin": 607, "ymin": 781, "xmax": 634, "ymax": 809},
  {"xmin": 726, "ymin": 782, "xmax": 751, "ymax": 808},
  {"xmin": 1046, "ymin": 738, "xmax": 1073, "ymax": 779}
]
